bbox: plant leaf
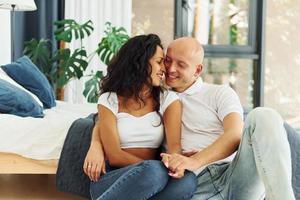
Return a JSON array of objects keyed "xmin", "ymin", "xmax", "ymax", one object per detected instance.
[
  {"xmin": 83, "ymin": 71, "xmax": 103, "ymax": 103},
  {"xmin": 95, "ymin": 22, "xmax": 129, "ymax": 65},
  {"xmin": 54, "ymin": 19, "xmax": 94, "ymax": 42},
  {"xmin": 53, "ymin": 48, "xmax": 88, "ymax": 88},
  {"xmin": 23, "ymin": 38, "xmax": 53, "ymax": 83}
]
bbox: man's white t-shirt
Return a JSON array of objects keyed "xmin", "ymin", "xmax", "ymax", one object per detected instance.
[{"xmin": 177, "ymin": 78, "xmax": 244, "ymax": 175}]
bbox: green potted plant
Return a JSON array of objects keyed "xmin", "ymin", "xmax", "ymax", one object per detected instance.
[
  {"xmin": 24, "ymin": 19, "xmax": 93, "ymax": 90},
  {"xmin": 23, "ymin": 20, "xmax": 129, "ymax": 102},
  {"xmin": 83, "ymin": 22, "xmax": 129, "ymax": 103}
]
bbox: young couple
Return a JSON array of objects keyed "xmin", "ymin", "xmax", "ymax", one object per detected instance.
[{"xmin": 83, "ymin": 34, "xmax": 295, "ymax": 200}]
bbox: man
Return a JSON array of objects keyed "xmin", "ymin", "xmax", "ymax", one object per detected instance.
[
  {"xmin": 160, "ymin": 37, "xmax": 295, "ymax": 200},
  {"xmin": 84, "ymin": 37, "xmax": 295, "ymax": 200}
]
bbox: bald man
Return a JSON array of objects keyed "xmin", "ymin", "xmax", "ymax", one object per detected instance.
[{"xmin": 161, "ymin": 37, "xmax": 295, "ymax": 200}]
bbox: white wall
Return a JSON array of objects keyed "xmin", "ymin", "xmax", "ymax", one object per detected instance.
[
  {"xmin": 132, "ymin": 0, "xmax": 174, "ymax": 46},
  {"xmin": 0, "ymin": 10, "xmax": 11, "ymax": 65}
]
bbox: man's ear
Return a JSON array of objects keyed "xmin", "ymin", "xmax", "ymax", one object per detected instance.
[{"xmin": 195, "ymin": 64, "xmax": 203, "ymax": 77}]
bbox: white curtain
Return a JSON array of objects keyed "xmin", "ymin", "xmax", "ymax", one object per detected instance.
[
  {"xmin": 64, "ymin": 0, "xmax": 132, "ymax": 103},
  {"xmin": 0, "ymin": 10, "xmax": 11, "ymax": 64}
]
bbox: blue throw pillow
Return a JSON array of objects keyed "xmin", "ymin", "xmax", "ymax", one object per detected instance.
[
  {"xmin": 0, "ymin": 79, "xmax": 44, "ymax": 118},
  {"xmin": 1, "ymin": 56, "xmax": 56, "ymax": 108}
]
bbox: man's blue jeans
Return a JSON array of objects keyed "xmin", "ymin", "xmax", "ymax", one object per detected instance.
[
  {"xmin": 90, "ymin": 160, "xmax": 197, "ymax": 200},
  {"xmin": 192, "ymin": 107, "xmax": 295, "ymax": 200}
]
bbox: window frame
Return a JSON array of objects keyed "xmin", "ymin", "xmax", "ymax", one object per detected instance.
[{"xmin": 174, "ymin": 0, "xmax": 266, "ymax": 107}]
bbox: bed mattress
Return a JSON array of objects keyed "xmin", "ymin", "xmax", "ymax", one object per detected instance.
[{"xmin": 0, "ymin": 101, "xmax": 97, "ymax": 160}]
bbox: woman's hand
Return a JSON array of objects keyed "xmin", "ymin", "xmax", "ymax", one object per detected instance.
[
  {"xmin": 161, "ymin": 153, "xmax": 199, "ymax": 172},
  {"xmin": 161, "ymin": 153, "xmax": 185, "ymax": 178},
  {"xmin": 83, "ymin": 142, "xmax": 106, "ymax": 182}
]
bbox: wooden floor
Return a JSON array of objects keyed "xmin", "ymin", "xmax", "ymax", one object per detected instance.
[{"xmin": 0, "ymin": 174, "xmax": 87, "ymax": 200}]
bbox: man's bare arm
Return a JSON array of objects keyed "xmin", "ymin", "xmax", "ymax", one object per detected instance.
[
  {"xmin": 164, "ymin": 112, "xmax": 243, "ymax": 173},
  {"xmin": 190, "ymin": 112, "xmax": 243, "ymax": 169}
]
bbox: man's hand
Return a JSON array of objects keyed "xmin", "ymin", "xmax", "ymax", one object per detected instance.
[
  {"xmin": 83, "ymin": 142, "xmax": 106, "ymax": 182},
  {"xmin": 161, "ymin": 153, "xmax": 199, "ymax": 172},
  {"xmin": 161, "ymin": 153, "xmax": 170, "ymax": 168}
]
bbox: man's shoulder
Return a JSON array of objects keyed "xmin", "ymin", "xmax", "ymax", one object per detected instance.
[
  {"xmin": 202, "ymin": 83, "xmax": 236, "ymax": 95},
  {"xmin": 200, "ymin": 83, "xmax": 240, "ymax": 107},
  {"xmin": 200, "ymin": 82, "xmax": 229, "ymax": 94},
  {"xmin": 203, "ymin": 82, "xmax": 229, "ymax": 89}
]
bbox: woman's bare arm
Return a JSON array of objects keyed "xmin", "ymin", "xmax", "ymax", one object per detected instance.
[
  {"xmin": 163, "ymin": 99, "xmax": 182, "ymax": 154},
  {"xmin": 83, "ymin": 122, "xmax": 106, "ymax": 181},
  {"xmin": 98, "ymin": 105, "xmax": 143, "ymax": 167}
]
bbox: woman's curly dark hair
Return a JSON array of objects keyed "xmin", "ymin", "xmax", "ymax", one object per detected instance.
[{"xmin": 100, "ymin": 34, "xmax": 164, "ymax": 113}]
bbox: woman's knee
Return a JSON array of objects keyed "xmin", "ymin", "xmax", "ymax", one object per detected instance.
[
  {"xmin": 177, "ymin": 171, "xmax": 197, "ymax": 197},
  {"xmin": 161, "ymin": 171, "xmax": 197, "ymax": 200},
  {"xmin": 137, "ymin": 160, "xmax": 169, "ymax": 187}
]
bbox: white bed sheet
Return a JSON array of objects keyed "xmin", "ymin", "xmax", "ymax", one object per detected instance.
[{"xmin": 0, "ymin": 101, "xmax": 97, "ymax": 160}]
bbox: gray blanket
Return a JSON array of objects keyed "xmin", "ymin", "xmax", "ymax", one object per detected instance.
[
  {"xmin": 56, "ymin": 113, "xmax": 96, "ymax": 199},
  {"xmin": 56, "ymin": 115, "xmax": 300, "ymax": 199}
]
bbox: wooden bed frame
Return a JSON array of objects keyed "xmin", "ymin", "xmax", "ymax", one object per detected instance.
[{"xmin": 0, "ymin": 152, "xmax": 58, "ymax": 174}]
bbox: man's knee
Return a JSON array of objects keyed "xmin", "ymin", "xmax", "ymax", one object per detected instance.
[
  {"xmin": 246, "ymin": 107, "xmax": 283, "ymax": 127},
  {"xmin": 245, "ymin": 107, "xmax": 287, "ymax": 143}
]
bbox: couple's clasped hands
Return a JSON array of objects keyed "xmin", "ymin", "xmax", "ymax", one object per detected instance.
[{"xmin": 160, "ymin": 150, "xmax": 199, "ymax": 179}]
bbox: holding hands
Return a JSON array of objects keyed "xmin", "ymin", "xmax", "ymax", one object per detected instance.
[{"xmin": 160, "ymin": 150, "xmax": 199, "ymax": 179}]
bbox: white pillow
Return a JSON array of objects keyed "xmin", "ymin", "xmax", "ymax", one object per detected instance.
[{"xmin": 0, "ymin": 67, "xmax": 44, "ymax": 107}]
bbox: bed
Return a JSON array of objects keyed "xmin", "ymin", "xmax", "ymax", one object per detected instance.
[{"xmin": 0, "ymin": 101, "xmax": 97, "ymax": 174}]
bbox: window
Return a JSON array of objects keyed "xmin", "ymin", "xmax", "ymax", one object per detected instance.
[
  {"xmin": 132, "ymin": 0, "xmax": 174, "ymax": 46},
  {"xmin": 264, "ymin": 0, "xmax": 300, "ymax": 130},
  {"xmin": 187, "ymin": 0, "xmax": 250, "ymax": 46},
  {"xmin": 175, "ymin": 0, "xmax": 265, "ymax": 108},
  {"xmin": 202, "ymin": 58, "xmax": 254, "ymax": 109}
]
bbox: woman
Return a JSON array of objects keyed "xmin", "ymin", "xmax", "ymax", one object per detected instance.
[{"xmin": 84, "ymin": 34, "xmax": 196, "ymax": 200}]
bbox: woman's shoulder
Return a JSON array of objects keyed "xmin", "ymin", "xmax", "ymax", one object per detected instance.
[
  {"xmin": 159, "ymin": 89, "xmax": 179, "ymax": 113},
  {"xmin": 99, "ymin": 92, "xmax": 118, "ymax": 101},
  {"xmin": 160, "ymin": 90, "xmax": 179, "ymax": 102},
  {"xmin": 99, "ymin": 92, "xmax": 117, "ymax": 99},
  {"xmin": 98, "ymin": 92, "xmax": 118, "ymax": 114}
]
